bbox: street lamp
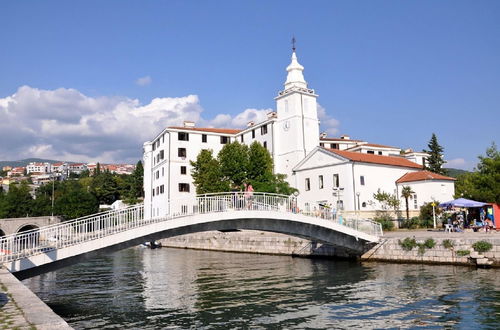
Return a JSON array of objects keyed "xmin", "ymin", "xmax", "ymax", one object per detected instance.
[{"xmin": 356, "ymin": 192, "xmax": 360, "ymax": 219}]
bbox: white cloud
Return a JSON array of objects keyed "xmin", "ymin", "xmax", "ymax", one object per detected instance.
[
  {"xmin": 445, "ymin": 158, "xmax": 475, "ymax": 171},
  {"xmin": 136, "ymin": 75, "xmax": 152, "ymax": 86},
  {"xmin": 0, "ymin": 86, "xmax": 272, "ymax": 163},
  {"xmin": 317, "ymin": 103, "xmax": 340, "ymax": 136}
]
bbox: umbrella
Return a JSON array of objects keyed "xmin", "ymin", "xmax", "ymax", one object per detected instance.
[{"xmin": 439, "ymin": 198, "xmax": 487, "ymax": 208}]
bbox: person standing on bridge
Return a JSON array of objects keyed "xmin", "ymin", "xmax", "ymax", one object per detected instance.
[{"xmin": 244, "ymin": 183, "xmax": 254, "ymax": 210}]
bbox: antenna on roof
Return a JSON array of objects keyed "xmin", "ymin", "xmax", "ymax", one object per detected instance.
[{"xmin": 291, "ymin": 36, "xmax": 296, "ymax": 52}]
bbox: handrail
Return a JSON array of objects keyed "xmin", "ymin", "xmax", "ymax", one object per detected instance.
[{"xmin": 0, "ymin": 192, "xmax": 382, "ymax": 264}]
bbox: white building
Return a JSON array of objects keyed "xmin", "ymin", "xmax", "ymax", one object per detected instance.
[
  {"xmin": 143, "ymin": 49, "xmax": 455, "ymax": 219},
  {"xmin": 26, "ymin": 162, "xmax": 52, "ymax": 174}
]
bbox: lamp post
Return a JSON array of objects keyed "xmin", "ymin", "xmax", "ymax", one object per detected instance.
[
  {"xmin": 51, "ymin": 173, "xmax": 55, "ymax": 218},
  {"xmin": 356, "ymin": 192, "xmax": 360, "ymax": 220},
  {"xmin": 431, "ymin": 202, "xmax": 437, "ymax": 229},
  {"xmin": 332, "ymin": 187, "xmax": 344, "ymax": 219}
]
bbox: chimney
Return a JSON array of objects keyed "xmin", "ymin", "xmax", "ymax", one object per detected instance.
[
  {"xmin": 247, "ymin": 121, "xmax": 255, "ymax": 127},
  {"xmin": 340, "ymin": 135, "xmax": 350, "ymax": 140},
  {"xmin": 183, "ymin": 121, "xmax": 195, "ymax": 128},
  {"xmin": 320, "ymin": 132, "xmax": 327, "ymax": 139},
  {"xmin": 267, "ymin": 111, "xmax": 277, "ymax": 119}
]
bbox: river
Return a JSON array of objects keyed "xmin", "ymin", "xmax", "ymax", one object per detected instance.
[{"xmin": 23, "ymin": 247, "xmax": 499, "ymax": 329}]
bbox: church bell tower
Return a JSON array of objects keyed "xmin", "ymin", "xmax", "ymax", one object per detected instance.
[{"xmin": 274, "ymin": 43, "xmax": 320, "ymax": 179}]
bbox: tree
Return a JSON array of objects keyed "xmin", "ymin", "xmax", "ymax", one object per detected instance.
[
  {"xmin": 247, "ymin": 141, "xmax": 273, "ymax": 182},
  {"xmin": 129, "ymin": 161, "xmax": 144, "ymax": 199},
  {"xmin": 217, "ymin": 142, "xmax": 249, "ymax": 188},
  {"xmin": 54, "ymin": 181, "xmax": 98, "ymax": 219},
  {"xmin": 90, "ymin": 169, "xmax": 119, "ymax": 205},
  {"xmin": 423, "ymin": 133, "xmax": 446, "ymax": 174},
  {"xmin": 400, "ymin": 186, "xmax": 415, "ymax": 220},
  {"xmin": 191, "ymin": 149, "xmax": 229, "ymax": 194},
  {"xmin": 1, "ymin": 182, "xmax": 33, "ymax": 218},
  {"xmin": 455, "ymin": 142, "xmax": 500, "ymax": 204}
]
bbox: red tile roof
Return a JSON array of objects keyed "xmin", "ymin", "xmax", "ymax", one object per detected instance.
[
  {"xmin": 326, "ymin": 148, "xmax": 422, "ymax": 169},
  {"xmin": 396, "ymin": 170, "xmax": 456, "ymax": 183},
  {"xmin": 320, "ymin": 137, "xmax": 363, "ymax": 142},
  {"xmin": 168, "ymin": 127, "xmax": 242, "ymax": 134},
  {"xmin": 347, "ymin": 143, "xmax": 399, "ymax": 150}
]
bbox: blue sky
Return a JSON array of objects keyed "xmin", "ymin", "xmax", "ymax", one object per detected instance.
[{"xmin": 0, "ymin": 1, "xmax": 498, "ymax": 169}]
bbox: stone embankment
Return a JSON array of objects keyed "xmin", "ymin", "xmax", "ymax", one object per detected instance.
[
  {"xmin": 160, "ymin": 230, "xmax": 341, "ymax": 257},
  {"xmin": 361, "ymin": 231, "xmax": 500, "ymax": 267},
  {"xmin": 160, "ymin": 230, "xmax": 500, "ymax": 267},
  {"xmin": 0, "ymin": 268, "xmax": 71, "ymax": 329}
]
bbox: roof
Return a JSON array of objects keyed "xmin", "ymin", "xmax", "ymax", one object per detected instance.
[
  {"xmin": 326, "ymin": 148, "xmax": 422, "ymax": 169},
  {"xmin": 320, "ymin": 137, "xmax": 364, "ymax": 142},
  {"xmin": 396, "ymin": 170, "xmax": 456, "ymax": 183},
  {"xmin": 168, "ymin": 127, "xmax": 242, "ymax": 134},
  {"xmin": 347, "ymin": 143, "xmax": 400, "ymax": 150}
]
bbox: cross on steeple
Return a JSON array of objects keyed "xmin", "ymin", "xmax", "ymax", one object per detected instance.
[{"xmin": 292, "ymin": 37, "xmax": 296, "ymax": 52}]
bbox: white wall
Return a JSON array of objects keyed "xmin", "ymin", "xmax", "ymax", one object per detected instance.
[{"xmin": 397, "ymin": 180, "xmax": 455, "ymax": 210}]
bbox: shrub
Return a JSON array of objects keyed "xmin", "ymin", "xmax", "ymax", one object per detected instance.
[
  {"xmin": 423, "ymin": 238, "xmax": 436, "ymax": 249},
  {"xmin": 399, "ymin": 237, "xmax": 417, "ymax": 251},
  {"xmin": 442, "ymin": 239, "xmax": 454, "ymax": 249},
  {"xmin": 472, "ymin": 241, "xmax": 493, "ymax": 253},
  {"xmin": 374, "ymin": 215, "xmax": 395, "ymax": 231},
  {"xmin": 402, "ymin": 217, "xmax": 420, "ymax": 229},
  {"xmin": 419, "ymin": 217, "xmax": 434, "ymax": 229},
  {"xmin": 456, "ymin": 250, "xmax": 470, "ymax": 256},
  {"xmin": 419, "ymin": 202, "xmax": 441, "ymax": 227}
]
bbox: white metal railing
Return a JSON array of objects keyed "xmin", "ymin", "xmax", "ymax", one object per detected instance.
[{"xmin": 0, "ymin": 192, "xmax": 382, "ymax": 264}]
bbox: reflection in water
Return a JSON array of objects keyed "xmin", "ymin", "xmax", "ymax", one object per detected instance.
[{"xmin": 23, "ymin": 248, "xmax": 500, "ymax": 329}]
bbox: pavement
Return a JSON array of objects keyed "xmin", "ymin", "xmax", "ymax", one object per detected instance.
[
  {"xmin": 383, "ymin": 228, "xmax": 500, "ymax": 239},
  {"xmin": 0, "ymin": 287, "xmax": 33, "ymax": 330}
]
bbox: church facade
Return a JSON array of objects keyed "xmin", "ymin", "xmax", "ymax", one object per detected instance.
[{"xmin": 143, "ymin": 50, "xmax": 455, "ymax": 219}]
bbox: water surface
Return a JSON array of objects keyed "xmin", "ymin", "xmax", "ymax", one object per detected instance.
[{"xmin": 24, "ymin": 248, "xmax": 500, "ymax": 329}]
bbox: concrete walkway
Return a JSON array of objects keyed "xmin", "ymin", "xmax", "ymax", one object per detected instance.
[
  {"xmin": 0, "ymin": 268, "xmax": 71, "ymax": 329},
  {"xmin": 382, "ymin": 229, "xmax": 500, "ymax": 239}
]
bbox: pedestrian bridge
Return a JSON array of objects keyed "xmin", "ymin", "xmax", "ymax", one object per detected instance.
[{"xmin": 0, "ymin": 193, "xmax": 382, "ymax": 279}]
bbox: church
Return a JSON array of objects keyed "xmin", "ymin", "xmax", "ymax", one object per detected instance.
[{"xmin": 143, "ymin": 49, "xmax": 455, "ymax": 220}]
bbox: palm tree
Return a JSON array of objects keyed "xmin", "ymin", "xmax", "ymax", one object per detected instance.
[{"xmin": 401, "ymin": 186, "xmax": 415, "ymax": 220}]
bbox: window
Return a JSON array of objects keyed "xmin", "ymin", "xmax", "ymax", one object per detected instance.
[
  {"xmin": 202, "ymin": 134, "xmax": 207, "ymax": 143},
  {"xmin": 333, "ymin": 174, "xmax": 339, "ymax": 188},
  {"xmin": 331, "ymin": 143, "xmax": 338, "ymax": 149},
  {"xmin": 178, "ymin": 132, "xmax": 189, "ymax": 141},
  {"xmin": 162, "ymin": 134, "xmax": 164, "ymax": 143},
  {"xmin": 252, "ymin": 129, "xmax": 255, "ymax": 139},
  {"xmin": 367, "ymin": 150, "xmax": 375, "ymax": 154},
  {"xmin": 413, "ymin": 194, "xmax": 418, "ymax": 209},
  {"xmin": 179, "ymin": 183, "xmax": 190, "ymax": 192},
  {"xmin": 305, "ymin": 178, "xmax": 310, "ymax": 191},
  {"xmin": 362, "ymin": 202, "xmax": 367, "ymax": 208},
  {"xmin": 320, "ymin": 143, "xmax": 324, "ymax": 147},
  {"xmin": 261, "ymin": 124, "xmax": 268, "ymax": 135},
  {"xmin": 378, "ymin": 151, "xmax": 382, "ymax": 155},
  {"xmin": 152, "ymin": 188, "xmax": 155, "ymax": 197},
  {"xmin": 180, "ymin": 166, "xmax": 187, "ymax": 175},
  {"xmin": 220, "ymin": 136, "xmax": 229, "ymax": 144},
  {"xmin": 159, "ymin": 150, "xmax": 164, "ymax": 160},
  {"xmin": 160, "ymin": 185, "xmax": 164, "ymax": 194},
  {"xmin": 178, "ymin": 148, "xmax": 186, "ymax": 158},
  {"xmin": 337, "ymin": 200, "xmax": 344, "ymax": 210},
  {"xmin": 360, "ymin": 176, "xmax": 365, "ymax": 186},
  {"xmin": 156, "ymin": 171, "xmax": 159, "ymax": 179},
  {"xmin": 156, "ymin": 187, "xmax": 159, "ymax": 195},
  {"xmin": 240, "ymin": 135, "xmax": 244, "ymax": 143},
  {"xmin": 318, "ymin": 175, "xmax": 324, "ymax": 189},
  {"xmin": 263, "ymin": 141, "xmax": 267, "ymax": 149},
  {"xmin": 181, "ymin": 205, "xmax": 188, "ymax": 214},
  {"xmin": 162, "ymin": 167, "xmax": 164, "ymax": 176}
]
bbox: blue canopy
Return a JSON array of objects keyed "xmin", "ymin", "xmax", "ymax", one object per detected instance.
[{"xmin": 439, "ymin": 198, "xmax": 487, "ymax": 208}]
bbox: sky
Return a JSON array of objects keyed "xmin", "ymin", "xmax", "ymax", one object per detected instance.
[{"xmin": 0, "ymin": 1, "xmax": 498, "ymax": 169}]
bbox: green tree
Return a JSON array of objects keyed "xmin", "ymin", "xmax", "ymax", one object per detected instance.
[
  {"xmin": 54, "ymin": 181, "xmax": 99, "ymax": 219},
  {"xmin": 90, "ymin": 169, "xmax": 119, "ymax": 204},
  {"xmin": 247, "ymin": 141, "xmax": 273, "ymax": 181},
  {"xmin": 455, "ymin": 142, "xmax": 500, "ymax": 204},
  {"xmin": 191, "ymin": 149, "xmax": 230, "ymax": 194},
  {"xmin": 400, "ymin": 186, "xmax": 415, "ymax": 220},
  {"xmin": 218, "ymin": 142, "xmax": 249, "ymax": 188},
  {"xmin": 423, "ymin": 133, "xmax": 446, "ymax": 174},
  {"xmin": 129, "ymin": 161, "xmax": 144, "ymax": 200},
  {"xmin": 2, "ymin": 182, "xmax": 33, "ymax": 217}
]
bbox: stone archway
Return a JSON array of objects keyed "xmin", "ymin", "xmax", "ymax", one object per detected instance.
[{"xmin": 17, "ymin": 224, "xmax": 39, "ymax": 233}]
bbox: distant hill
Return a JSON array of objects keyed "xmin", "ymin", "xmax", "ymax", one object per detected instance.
[
  {"xmin": 0, "ymin": 158, "xmax": 66, "ymax": 168},
  {"xmin": 444, "ymin": 168, "xmax": 470, "ymax": 178}
]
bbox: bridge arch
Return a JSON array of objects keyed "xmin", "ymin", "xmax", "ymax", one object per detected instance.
[
  {"xmin": 17, "ymin": 224, "xmax": 39, "ymax": 233},
  {"xmin": 0, "ymin": 229, "xmax": 5, "ymax": 237}
]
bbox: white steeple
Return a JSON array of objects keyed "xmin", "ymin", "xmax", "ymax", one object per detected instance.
[{"xmin": 284, "ymin": 51, "xmax": 307, "ymax": 89}]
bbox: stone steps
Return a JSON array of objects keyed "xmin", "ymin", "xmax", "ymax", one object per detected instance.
[{"xmin": 470, "ymin": 251, "xmax": 494, "ymax": 266}]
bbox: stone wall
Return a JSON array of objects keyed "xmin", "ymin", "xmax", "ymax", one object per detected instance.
[
  {"xmin": 159, "ymin": 230, "xmax": 345, "ymax": 257},
  {"xmin": 361, "ymin": 236, "xmax": 500, "ymax": 267}
]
